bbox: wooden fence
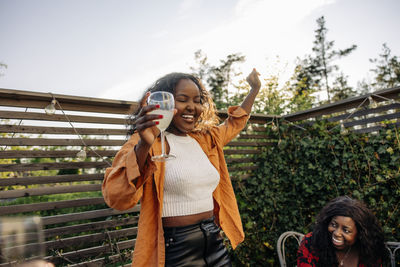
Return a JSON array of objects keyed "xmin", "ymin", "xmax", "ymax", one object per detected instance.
[
  {"xmin": 283, "ymin": 86, "xmax": 400, "ymax": 133},
  {"xmin": 1, "ymin": 86, "xmax": 399, "ymax": 266},
  {"xmin": 0, "ymin": 88, "xmax": 272, "ymax": 266}
]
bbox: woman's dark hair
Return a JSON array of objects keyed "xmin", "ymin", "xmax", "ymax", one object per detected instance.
[
  {"xmin": 311, "ymin": 196, "xmax": 385, "ymax": 267},
  {"xmin": 127, "ymin": 72, "xmax": 219, "ymax": 136}
]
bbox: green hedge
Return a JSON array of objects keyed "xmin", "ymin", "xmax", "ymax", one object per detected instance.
[{"xmin": 231, "ymin": 120, "xmax": 400, "ymax": 266}]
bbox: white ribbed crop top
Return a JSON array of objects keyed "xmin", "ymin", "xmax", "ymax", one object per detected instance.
[{"xmin": 162, "ymin": 132, "xmax": 220, "ymax": 217}]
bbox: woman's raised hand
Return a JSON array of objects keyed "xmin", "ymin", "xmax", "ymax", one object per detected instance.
[
  {"xmin": 240, "ymin": 68, "xmax": 262, "ymax": 114},
  {"xmin": 246, "ymin": 68, "xmax": 261, "ymax": 91}
]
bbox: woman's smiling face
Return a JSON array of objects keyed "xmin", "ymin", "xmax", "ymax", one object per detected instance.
[
  {"xmin": 167, "ymin": 78, "xmax": 203, "ymax": 136},
  {"xmin": 328, "ymin": 216, "xmax": 358, "ymax": 250}
]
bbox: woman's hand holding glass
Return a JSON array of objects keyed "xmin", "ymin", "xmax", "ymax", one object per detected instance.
[
  {"xmin": 135, "ymin": 91, "xmax": 176, "ymax": 161},
  {"xmin": 135, "ymin": 92, "xmax": 164, "ymax": 147}
]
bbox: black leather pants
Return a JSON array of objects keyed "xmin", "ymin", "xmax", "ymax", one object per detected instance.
[{"xmin": 163, "ymin": 217, "xmax": 232, "ymax": 267}]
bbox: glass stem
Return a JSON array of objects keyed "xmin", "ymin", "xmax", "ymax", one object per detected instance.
[{"xmin": 160, "ymin": 130, "xmax": 166, "ymax": 156}]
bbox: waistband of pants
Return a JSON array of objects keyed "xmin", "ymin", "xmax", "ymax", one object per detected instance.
[{"xmin": 163, "ymin": 216, "xmax": 215, "ymax": 234}]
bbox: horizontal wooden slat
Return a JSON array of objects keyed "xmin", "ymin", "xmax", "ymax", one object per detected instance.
[
  {"xmin": 218, "ymin": 110, "xmax": 276, "ymax": 122},
  {"xmin": 343, "ymin": 112, "xmax": 400, "ymax": 128},
  {"xmin": 0, "ymin": 232, "xmax": 136, "ymax": 266},
  {"xmin": 1, "ymin": 233, "xmax": 41, "ymax": 250},
  {"xmin": 44, "ymin": 239, "xmax": 135, "ymax": 265},
  {"xmin": 231, "ymin": 173, "xmax": 253, "ymax": 180},
  {"xmin": 0, "ymin": 137, "xmax": 125, "ymax": 146},
  {"xmin": 0, "ymin": 149, "xmax": 118, "ymax": 158},
  {"xmin": 44, "ymin": 217, "xmax": 139, "ymax": 238},
  {"xmin": 238, "ymin": 134, "xmax": 270, "ymax": 139},
  {"xmin": 226, "ymin": 158, "xmax": 255, "ymax": 164},
  {"xmin": 0, "ymin": 184, "xmax": 102, "ymax": 199},
  {"xmin": 293, "ymin": 115, "xmax": 400, "ymax": 134},
  {"xmin": 0, "ymin": 161, "xmax": 110, "ymax": 172},
  {"xmin": 67, "ymin": 252, "xmax": 132, "ymax": 267},
  {"xmin": 0, "ymin": 244, "xmax": 44, "ymax": 263},
  {"xmin": 352, "ymin": 126, "xmax": 382, "ymax": 134},
  {"xmin": 228, "ymin": 165, "xmax": 259, "ymax": 172},
  {"xmin": 350, "ymin": 122, "xmax": 400, "ymax": 134},
  {"xmin": 1, "ymin": 139, "xmax": 269, "ymax": 148},
  {"xmin": 248, "ymin": 117, "xmax": 277, "ymax": 124},
  {"xmin": 283, "ymin": 86, "xmax": 400, "ymax": 122},
  {"xmin": 0, "ymin": 198, "xmax": 105, "ymax": 215},
  {"xmin": 0, "ymin": 88, "xmax": 138, "ymax": 115},
  {"xmin": 224, "ymin": 149, "xmax": 261, "ymax": 155},
  {"xmin": 328, "ymin": 102, "xmax": 400, "ymax": 122},
  {"xmin": 251, "ymin": 126, "xmax": 268, "ymax": 132},
  {"xmin": 227, "ymin": 141, "xmax": 274, "ymax": 147},
  {"xmin": 45, "ymin": 227, "xmax": 137, "ymax": 251},
  {"xmin": 42, "ymin": 206, "xmax": 140, "ymax": 225},
  {"xmin": 0, "ymin": 124, "xmax": 127, "ymax": 135},
  {"xmin": 0, "ymin": 110, "xmax": 127, "ymax": 124},
  {"xmin": 0, "ymin": 173, "xmax": 103, "ymax": 186}
]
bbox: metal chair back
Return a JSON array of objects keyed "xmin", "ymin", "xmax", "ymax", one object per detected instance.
[
  {"xmin": 277, "ymin": 231, "xmax": 304, "ymax": 267},
  {"xmin": 386, "ymin": 241, "xmax": 400, "ymax": 267}
]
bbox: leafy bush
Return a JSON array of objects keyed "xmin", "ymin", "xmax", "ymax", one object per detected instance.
[{"xmin": 231, "ymin": 120, "xmax": 400, "ymax": 266}]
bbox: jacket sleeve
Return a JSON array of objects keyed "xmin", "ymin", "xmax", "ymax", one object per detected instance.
[
  {"xmin": 212, "ymin": 106, "xmax": 250, "ymax": 147},
  {"xmin": 102, "ymin": 134, "xmax": 156, "ymax": 210}
]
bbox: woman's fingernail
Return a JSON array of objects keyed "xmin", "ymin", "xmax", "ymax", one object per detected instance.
[
  {"xmin": 158, "ymin": 115, "xmax": 163, "ymax": 119},
  {"xmin": 155, "ymin": 104, "xmax": 160, "ymax": 108},
  {"xmin": 155, "ymin": 121, "xmax": 159, "ymax": 125}
]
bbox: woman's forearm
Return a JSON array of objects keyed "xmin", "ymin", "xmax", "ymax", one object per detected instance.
[
  {"xmin": 240, "ymin": 88, "xmax": 259, "ymax": 114},
  {"xmin": 134, "ymin": 139, "xmax": 152, "ymax": 175}
]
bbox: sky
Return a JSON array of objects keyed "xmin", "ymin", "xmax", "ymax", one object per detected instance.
[{"xmin": 0, "ymin": 0, "xmax": 399, "ymax": 102}]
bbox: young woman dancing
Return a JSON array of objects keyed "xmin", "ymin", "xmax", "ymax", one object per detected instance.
[{"xmin": 102, "ymin": 69, "xmax": 261, "ymax": 266}]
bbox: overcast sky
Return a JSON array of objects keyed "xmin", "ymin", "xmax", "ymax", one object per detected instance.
[{"xmin": 0, "ymin": 0, "xmax": 399, "ymax": 102}]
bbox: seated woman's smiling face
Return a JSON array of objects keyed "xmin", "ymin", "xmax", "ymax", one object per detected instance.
[{"xmin": 328, "ymin": 216, "xmax": 358, "ymax": 250}]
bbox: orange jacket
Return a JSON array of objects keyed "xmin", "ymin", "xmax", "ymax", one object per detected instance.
[{"xmin": 102, "ymin": 106, "xmax": 248, "ymax": 266}]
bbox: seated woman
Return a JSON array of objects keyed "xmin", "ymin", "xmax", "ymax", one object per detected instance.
[{"xmin": 297, "ymin": 196, "xmax": 385, "ymax": 267}]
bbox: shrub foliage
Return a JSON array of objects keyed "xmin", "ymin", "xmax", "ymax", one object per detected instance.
[{"xmin": 231, "ymin": 120, "xmax": 400, "ymax": 266}]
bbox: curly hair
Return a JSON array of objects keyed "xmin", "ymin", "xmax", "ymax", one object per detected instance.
[
  {"xmin": 311, "ymin": 196, "xmax": 385, "ymax": 267},
  {"xmin": 127, "ymin": 72, "xmax": 219, "ymax": 136}
]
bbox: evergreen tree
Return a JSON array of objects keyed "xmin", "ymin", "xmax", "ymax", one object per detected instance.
[
  {"xmin": 286, "ymin": 64, "xmax": 316, "ymax": 112},
  {"xmin": 369, "ymin": 43, "xmax": 400, "ymax": 90},
  {"xmin": 190, "ymin": 50, "xmax": 245, "ymax": 109},
  {"xmin": 356, "ymin": 78, "xmax": 373, "ymax": 95},
  {"xmin": 294, "ymin": 16, "xmax": 357, "ymax": 102},
  {"xmin": 331, "ymin": 72, "xmax": 356, "ymax": 102}
]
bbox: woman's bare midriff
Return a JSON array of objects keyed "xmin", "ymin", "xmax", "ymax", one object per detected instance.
[{"xmin": 162, "ymin": 210, "xmax": 214, "ymax": 227}]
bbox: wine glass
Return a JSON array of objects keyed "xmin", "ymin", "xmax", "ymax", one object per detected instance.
[
  {"xmin": 147, "ymin": 91, "xmax": 176, "ymax": 161},
  {"xmin": 0, "ymin": 216, "xmax": 45, "ymax": 264}
]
